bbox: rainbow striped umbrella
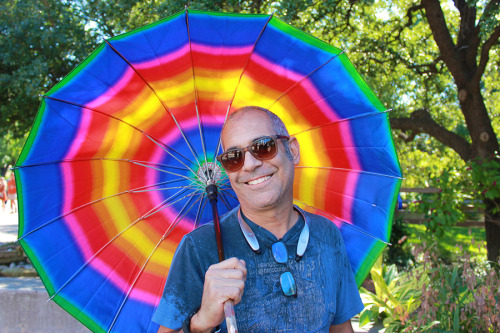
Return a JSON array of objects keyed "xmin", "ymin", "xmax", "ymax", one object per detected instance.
[{"xmin": 15, "ymin": 9, "xmax": 402, "ymax": 333}]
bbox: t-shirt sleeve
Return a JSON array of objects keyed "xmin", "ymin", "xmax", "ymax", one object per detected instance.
[
  {"xmin": 152, "ymin": 235, "xmax": 205, "ymax": 330},
  {"xmin": 331, "ymin": 234, "xmax": 365, "ymax": 325}
]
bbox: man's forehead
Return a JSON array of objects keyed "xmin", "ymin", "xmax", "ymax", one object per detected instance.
[
  {"xmin": 221, "ymin": 110, "xmax": 273, "ymax": 148},
  {"xmin": 226, "ymin": 108, "xmax": 269, "ymax": 124}
]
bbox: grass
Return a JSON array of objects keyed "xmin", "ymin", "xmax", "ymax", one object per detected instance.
[{"xmin": 403, "ymin": 223, "xmax": 487, "ymax": 259}]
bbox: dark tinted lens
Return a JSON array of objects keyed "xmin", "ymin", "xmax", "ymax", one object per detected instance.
[
  {"xmin": 251, "ymin": 137, "xmax": 276, "ymax": 159},
  {"xmin": 220, "ymin": 149, "xmax": 244, "ymax": 172}
]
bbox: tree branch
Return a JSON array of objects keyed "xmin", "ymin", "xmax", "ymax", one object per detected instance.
[
  {"xmin": 475, "ymin": 21, "xmax": 500, "ymax": 84},
  {"xmin": 421, "ymin": 0, "xmax": 466, "ymax": 83},
  {"xmin": 390, "ymin": 109, "xmax": 473, "ymax": 161}
]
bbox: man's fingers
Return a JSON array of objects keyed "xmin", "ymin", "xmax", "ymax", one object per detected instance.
[
  {"xmin": 206, "ymin": 257, "xmax": 247, "ymax": 279},
  {"xmin": 204, "ymin": 257, "xmax": 247, "ymax": 305},
  {"xmin": 206, "ymin": 266, "xmax": 246, "ymax": 280},
  {"xmin": 211, "ymin": 257, "xmax": 246, "ymax": 271}
]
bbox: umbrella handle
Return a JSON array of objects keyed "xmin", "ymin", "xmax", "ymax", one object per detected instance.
[
  {"xmin": 206, "ymin": 184, "xmax": 239, "ymax": 333},
  {"xmin": 224, "ymin": 300, "xmax": 238, "ymax": 333}
]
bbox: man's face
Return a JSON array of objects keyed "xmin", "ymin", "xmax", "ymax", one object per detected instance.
[{"xmin": 221, "ymin": 110, "xmax": 300, "ymax": 213}]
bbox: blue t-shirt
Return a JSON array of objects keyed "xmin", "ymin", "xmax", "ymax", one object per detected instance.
[{"xmin": 153, "ymin": 207, "xmax": 364, "ymax": 332}]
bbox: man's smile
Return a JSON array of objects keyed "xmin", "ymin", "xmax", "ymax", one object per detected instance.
[{"xmin": 244, "ymin": 174, "xmax": 273, "ymax": 185}]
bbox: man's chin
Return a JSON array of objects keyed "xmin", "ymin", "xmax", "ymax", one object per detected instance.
[{"xmin": 238, "ymin": 193, "xmax": 282, "ymax": 211}]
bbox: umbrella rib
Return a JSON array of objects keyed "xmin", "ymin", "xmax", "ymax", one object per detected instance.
[
  {"xmin": 215, "ymin": 176, "xmax": 230, "ymax": 188},
  {"xmin": 266, "ymin": 50, "xmax": 346, "ymax": 110},
  {"xmin": 43, "ymin": 95, "xmax": 200, "ymax": 178},
  {"xmin": 290, "ymin": 109, "xmax": 392, "ymax": 137},
  {"xmin": 293, "ymin": 199, "xmax": 391, "ymax": 245},
  {"xmin": 131, "ymin": 184, "xmax": 201, "ymax": 194},
  {"xmin": 14, "ymin": 157, "xmax": 191, "ymax": 175},
  {"xmin": 193, "ymin": 196, "xmax": 207, "ymax": 229},
  {"xmin": 104, "ymin": 40, "xmax": 204, "ymax": 171},
  {"xmin": 130, "ymin": 160, "xmax": 198, "ymax": 182},
  {"xmin": 185, "ymin": 9, "xmax": 209, "ymax": 167},
  {"xmin": 48, "ymin": 187, "xmax": 196, "ymax": 302},
  {"xmin": 212, "ymin": 14, "xmax": 274, "ymax": 161},
  {"xmin": 141, "ymin": 189, "xmax": 204, "ymax": 219},
  {"xmin": 218, "ymin": 191, "xmax": 233, "ymax": 211},
  {"xmin": 295, "ymin": 166, "xmax": 403, "ymax": 180},
  {"xmin": 107, "ymin": 193, "xmax": 202, "ymax": 332},
  {"xmin": 218, "ymin": 181, "xmax": 233, "ymax": 192},
  {"xmin": 18, "ymin": 179, "xmax": 192, "ymax": 240},
  {"xmin": 219, "ymin": 187, "xmax": 238, "ymax": 201}
]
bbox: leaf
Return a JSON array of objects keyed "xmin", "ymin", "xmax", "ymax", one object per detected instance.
[
  {"xmin": 358, "ymin": 309, "xmax": 372, "ymax": 328},
  {"xmin": 453, "ymin": 306, "xmax": 459, "ymax": 333}
]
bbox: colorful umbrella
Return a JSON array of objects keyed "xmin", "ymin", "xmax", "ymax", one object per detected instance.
[{"xmin": 15, "ymin": 9, "xmax": 402, "ymax": 333}]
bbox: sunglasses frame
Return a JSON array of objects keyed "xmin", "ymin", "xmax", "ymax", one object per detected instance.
[{"xmin": 216, "ymin": 135, "xmax": 289, "ymax": 172}]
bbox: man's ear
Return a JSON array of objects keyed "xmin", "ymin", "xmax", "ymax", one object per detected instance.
[{"xmin": 288, "ymin": 137, "xmax": 300, "ymax": 165}]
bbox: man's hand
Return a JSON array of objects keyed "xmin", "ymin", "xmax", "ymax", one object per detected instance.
[{"xmin": 190, "ymin": 257, "xmax": 247, "ymax": 333}]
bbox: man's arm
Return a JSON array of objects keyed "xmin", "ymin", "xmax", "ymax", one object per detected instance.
[
  {"xmin": 157, "ymin": 326, "xmax": 179, "ymax": 333},
  {"xmin": 329, "ymin": 320, "xmax": 354, "ymax": 333},
  {"xmin": 156, "ymin": 257, "xmax": 246, "ymax": 333}
]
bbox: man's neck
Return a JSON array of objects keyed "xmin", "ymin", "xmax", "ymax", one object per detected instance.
[{"xmin": 240, "ymin": 203, "xmax": 298, "ymax": 239}]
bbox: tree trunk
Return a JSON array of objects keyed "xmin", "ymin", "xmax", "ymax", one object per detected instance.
[
  {"xmin": 485, "ymin": 198, "xmax": 500, "ymax": 262},
  {"xmin": 461, "ymin": 90, "xmax": 500, "ymax": 262}
]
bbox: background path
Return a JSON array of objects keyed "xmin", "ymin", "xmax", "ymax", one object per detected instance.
[{"xmin": 0, "ymin": 208, "xmax": 18, "ymax": 245}]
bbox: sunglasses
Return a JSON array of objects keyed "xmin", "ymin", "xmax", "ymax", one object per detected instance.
[
  {"xmin": 216, "ymin": 135, "xmax": 289, "ymax": 172},
  {"xmin": 272, "ymin": 241, "xmax": 297, "ymax": 297}
]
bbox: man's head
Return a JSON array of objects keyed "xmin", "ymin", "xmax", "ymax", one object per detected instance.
[{"xmin": 220, "ymin": 106, "xmax": 300, "ymax": 213}]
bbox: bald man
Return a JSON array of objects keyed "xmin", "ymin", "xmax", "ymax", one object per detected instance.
[{"xmin": 153, "ymin": 106, "xmax": 363, "ymax": 332}]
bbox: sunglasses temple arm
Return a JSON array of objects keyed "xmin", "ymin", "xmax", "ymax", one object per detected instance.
[{"xmin": 205, "ymin": 184, "xmax": 239, "ymax": 333}]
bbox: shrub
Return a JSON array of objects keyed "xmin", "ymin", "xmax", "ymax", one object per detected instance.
[
  {"xmin": 405, "ymin": 242, "xmax": 500, "ymax": 332},
  {"xmin": 358, "ymin": 256, "xmax": 425, "ymax": 332},
  {"xmin": 360, "ymin": 241, "xmax": 500, "ymax": 332}
]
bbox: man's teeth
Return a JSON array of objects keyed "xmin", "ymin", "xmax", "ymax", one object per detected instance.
[{"xmin": 247, "ymin": 175, "xmax": 271, "ymax": 185}]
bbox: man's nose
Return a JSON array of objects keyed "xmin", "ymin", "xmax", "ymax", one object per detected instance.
[{"xmin": 241, "ymin": 150, "xmax": 263, "ymax": 171}]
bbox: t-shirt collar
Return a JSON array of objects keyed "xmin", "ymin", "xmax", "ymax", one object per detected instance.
[{"xmin": 237, "ymin": 206, "xmax": 310, "ymax": 260}]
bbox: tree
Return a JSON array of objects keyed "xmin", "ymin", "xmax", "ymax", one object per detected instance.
[
  {"xmin": 3, "ymin": 0, "xmax": 498, "ymax": 260},
  {"xmin": 0, "ymin": 0, "xmax": 94, "ymax": 138},
  {"xmin": 377, "ymin": 0, "xmax": 500, "ymax": 261}
]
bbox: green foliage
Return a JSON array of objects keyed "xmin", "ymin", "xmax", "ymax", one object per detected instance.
[
  {"xmin": 404, "ymin": 152, "xmax": 500, "ymax": 238},
  {"xmin": 470, "ymin": 153, "xmax": 500, "ymax": 213},
  {"xmin": 403, "ymin": 243, "xmax": 500, "ymax": 332},
  {"xmin": 359, "ymin": 255, "xmax": 426, "ymax": 332},
  {"xmin": 361, "ymin": 241, "xmax": 500, "ymax": 332},
  {"xmin": 404, "ymin": 223, "xmax": 487, "ymax": 260},
  {"xmin": 0, "ymin": 0, "xmax": 95, "ymax": 138},
  {"xmin": 0, "ymin": 131, "xmax": 26, "ymax": 176},
  {"xmin": 408, "ymin": 163, "xmax": 475, "ymax": 236}
]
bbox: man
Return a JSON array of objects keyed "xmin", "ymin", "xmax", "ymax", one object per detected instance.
[{"xmin": 153, "ymin": 106, "xmax": 364, "ymax": 332}]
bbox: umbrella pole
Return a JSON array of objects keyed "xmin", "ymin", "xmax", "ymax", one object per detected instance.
[
  {"xmin": 206, "ymin": 184, "xmax": 225, "ymax": 261},
  {"xmin": 206, "ymin": 184, "xmax": 238, "ymax": 333}
]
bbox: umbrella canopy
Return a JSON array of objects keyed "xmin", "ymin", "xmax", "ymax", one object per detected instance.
[{"xmin": 15, "ymin": 9, "xmax": 402, "ymax": 333}]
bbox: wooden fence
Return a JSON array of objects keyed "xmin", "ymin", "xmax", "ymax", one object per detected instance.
[{"xmin": 395, "ymin": 187, "xmax": 484, "ymax": 227}]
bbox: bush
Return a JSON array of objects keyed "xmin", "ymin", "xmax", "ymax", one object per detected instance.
[
  {"xmin": 360, "ymin": 241, "xmax": 500, "ymax": 332},
  {"xmin": 405, "ymin": 242, "xmax": 500, "ymax": 332},
  {"xmin": 359, "ymin": 256, "xmax": 425, "ymax": 332}
]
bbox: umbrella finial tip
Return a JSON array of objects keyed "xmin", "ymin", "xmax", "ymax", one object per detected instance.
[{"xmin": 198, "ymin": 162, "xmax": 222, "ymax": 186}]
